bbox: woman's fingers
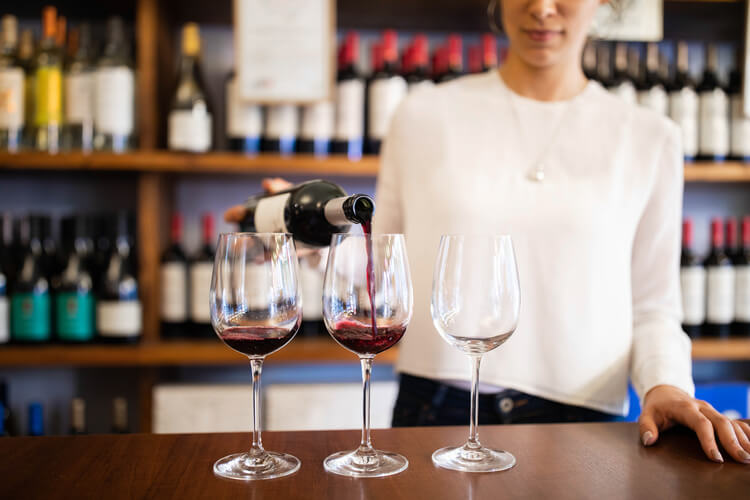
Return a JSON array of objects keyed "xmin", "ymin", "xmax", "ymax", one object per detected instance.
[
  {"xmin": 224, "ymin": 205, "xmax": 247, "ymax": 223},
  {"xmin": 262, "ymin": 177, "xmax": 294, "ymax": 194},
  {"xmin": 732, "ymin": 421, "xmax": 750, "ymax": 454},
  {"xmin": 669, "ymin": 402, "xmax": 722, "ymax": 462},
  {"xmin": 699, "ymin": 405, "xmax": 750, "ymax": 464}
]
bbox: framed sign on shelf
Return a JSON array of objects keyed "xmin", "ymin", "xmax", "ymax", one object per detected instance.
[{"xmin": 233, "ymin": 0, "xmax": 335, "ymax": 103}]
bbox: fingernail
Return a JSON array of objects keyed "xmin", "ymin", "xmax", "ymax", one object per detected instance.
[
  {"xmin": 711, "ymin": 449, "xmax": 724, "ymax": 463},
  {"xmin": 641, "ymin": 431, "xmax": 655, "ymax": 446},
  {"xmin": 739, "ymin": 449, "xmax": 750, "ymax": 462}
]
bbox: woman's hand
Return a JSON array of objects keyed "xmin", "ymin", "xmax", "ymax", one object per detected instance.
[
  {"xmin": 223, "ymin": 177, "xmax": 294, "ymax": 223},
  {"xmin": 638, "ymin": 384, "xmax": 750, "ymax": 464}
]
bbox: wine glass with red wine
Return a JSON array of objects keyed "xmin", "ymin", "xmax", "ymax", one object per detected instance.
[
  {"xmin": 210, "ymin": 233, "xmax": 302, "ymax": 481},
  {"xmin": 322, "ymin": 233, "xmax": 413, "ymax": 477},
  {"xmin": 431, "ymin": 235, "xmax": 520, "ymax": 473}
]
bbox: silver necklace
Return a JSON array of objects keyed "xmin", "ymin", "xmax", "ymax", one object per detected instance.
[{"xmin": 505, "ymin": 86, "xmax": 575, "ymax": 183}]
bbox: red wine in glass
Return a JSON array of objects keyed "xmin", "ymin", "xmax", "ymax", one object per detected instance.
[
  {"xmin": 330, "ymin": 319, "xmax": 406, "ymax": 355},
  {"xmin": 219, "ymin": 325, "xmax": 299, "ymax": 357}
]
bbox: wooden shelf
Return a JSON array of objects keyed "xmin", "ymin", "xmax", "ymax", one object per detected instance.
[
  {"xmin": 0, "ymin": 338, "xmax": 398, "ymax": 367},
  {"xmin": 691, "ymin": 338, "xmax": 750, "ymax": 360},
  {"xmin": 684, "ymin": 162, "xmax": 750, "ymax": 182}
]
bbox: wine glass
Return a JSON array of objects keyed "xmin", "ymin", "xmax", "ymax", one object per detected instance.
[
  {"xmin": 210, "ymin": 233, "xmax": 302, "ymax": 481},
  {"xmin": 322, "ymin": 233, "xmax": 413, "ymax": 477},
  {"xmin": 431, "ymin": 234, "xmax": 521, "ymax": 472}
]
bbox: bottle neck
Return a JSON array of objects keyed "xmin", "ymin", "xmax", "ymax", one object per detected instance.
[
  {"xmin": 323, "ymin": 194, "xmax": 374, "ymax": 226},
  {"xmin": 682, "ymin": 221, "xmax": 693, "ymax": 249},
  {"xmin": 711, "ymin": 221, "xmax": 724, "ymax": 250}
]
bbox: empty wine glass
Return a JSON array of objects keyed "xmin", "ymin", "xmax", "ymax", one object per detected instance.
[
  {"xmin": 323, "ymin": 233, "xmax": 413, "ymax": 477},
  {"xmin": 210, "ymin": 233, "xmax": 302, "ymax": 480},
  {"xmin": 431, "ymin": 234, "xmax": 521, "ymax": 472}
]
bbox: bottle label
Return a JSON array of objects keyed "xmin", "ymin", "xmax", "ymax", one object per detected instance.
[
  {"xmin": 637, "ymin": 87, "xmax": 668, "ymax": 115},
  {"xmin": 699, "ymin": 89, "xmax": 730, "ymax": 157},
  {"xmin": 168, "ymin": 109, "xmax": 212, "ymax": 152},
  {"xmin": 706, "ymin": 266, "xmax": 735, "ymax": 323},
  {"xmin": 160, "ymin": 262, "xmax": 188, "ymax": 322},
  {"xmin": 97, "ymin": 300, "xmax": 142, "ymax": 337},
  {"xmin": 300, "ymin": 100, "xmax": 334, "ymax": 141},
  {"xmin": 35, "ymin": 66, "xmax": 62, "ymax": 127},
  {"xmin": 265, "ymin": 104, "xmax": 298, "ymax": 140},
  {"xmin": 10, "ymin": 292, "xmax": 51, "ymax": 341},
  {"xmin": 95, "ymin": 67, "xmax": 134, "ymax": 135},
  {"xmin": 736, "ymin": 265, "xmax": 750, "ymax": 322},
  {"xmin": 189, "ymin": 262, "xmax": 213, "ymax": 323},
  {"xmin": 0, "ymin": 67, "xmax": 25, "ymax": 129},
  {"xmin": 730, "ymin": 96, "xmax": 750, "ymax": 157},
  {"xmin": 55, "ymin": 292, "xmax": 95, "ymax": 341},
  {"xmin": 254, "ymin": 193, "xmax": 291, "ymax": 233},
  {"xmin": 669, "ymin": 89, "xmax": 699, "ymax": 158},
  {"xmin": 64, "ymin": 72, "xmax": 95, "ymax": 124},
  {"xmin": 0, "ymin": 295, "xmax": 8, "ymax": 344},
  {"xmin": 407, "ymin": 79, "xmax": 435, "ymax": 95},
  {"xmin": 610, "ymin": 82, "xmax": 637, "ymax": 106},
  {"xmin": 226, "ymin": 78, "xmax": 263, "ymax": 138},
  {"xmin": 368, "ymin": 76, "xmax": 408, "ymax": 140},
  {"xmin": 680, "ymin": 266, "xmax": 706, "ymax": 326},
  {"xmin": 335, "ymin": 79, "xmax": 365, "ymax": 140}
]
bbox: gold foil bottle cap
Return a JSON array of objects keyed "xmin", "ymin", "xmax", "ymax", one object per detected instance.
[
  {"xmin": 42, "ymin": 6, "xmax": 57, "ymax": 40},
  {"xmin": 182, "ymin": 23, "xmax": 201, "ymax": 57},
  {"xmin": 1, "ymin": 15, "xmax": 18, "ymax": 47}
]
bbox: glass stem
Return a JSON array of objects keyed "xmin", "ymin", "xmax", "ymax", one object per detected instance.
[
  {"xmin": 250, "ymin": 357, "xmax": 264, "ymax": 454},
  {"xmin": 359, "ymin": 356, "xmax": 374, "ymax": 453},
  {"xmin": 468, "ymin": 355, "xmax": 482, "ymax": 449}
]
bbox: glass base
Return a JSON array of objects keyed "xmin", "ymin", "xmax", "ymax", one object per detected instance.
[
  {"xmin": 213, "ymin": 450, "xmax": 300, "ymax": 481},
  {"xmin": 324, "ymin": 448, "xmax": 408, "ymax": 478},
  {"xmin": 432, "ymin": 443, "xmax": 516, "ymax": 473}
]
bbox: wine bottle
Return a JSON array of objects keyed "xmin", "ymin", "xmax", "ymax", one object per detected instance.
[
  {"xmin": 481, "ymin": 34, "xmax": 498, "ymax": 72},
  {"xmin": 0, "ymin": 15, "xmax": 25, "ymax": 152},
  {"xmin": 705, "ymin": 217, "xmax": 735, "ymax": 338},
  {"xmin": 668, "ymin": 41, "xmax": 699, "ymax": 161},
  {"xmin": 33, "ymin": 6, "xmax": 63, "ymax": 153},
  {"xmin": 263, "ymin": 104, "xmax": 298, "ymax": 155},
  {"xmin": 39, "ymin": 215, "xmax": 59, "ymax": 282},
  {"xmin": 438, "ymin": 34, "xmax": 464, "ymax": 83},
  {"xmin": 97, "ymin": 212, "xmax": 141, "ymax": 342},
  {"xmin": 734, "ymin": 216, "xmax": 750, "ymax": 336},
  {"xmin": 168, "ymin": 23, "xmax": 212, "ymax": 153},
  {"xmin": 596, "ymin": 43, "xmax": 614, "ymax": 88},
  {"xmin": 160, "ymin": 214, "xmax": 188, "ymax": 338},
  {"xmin": 331, "ymin": 32, "xmax": 365, "ymax": 159},
  {"xmin": 225, "ymin": 72, "xmax": 262, "ymax": 154},
  {"xmin": 27, "ymin": 402, "xmax": 43, "ymax": 436},
  {"xmin": 432, "ymin": 46, "xmax": 447, "ymax": 82},
  {"xmin": 94, "ymin": 17, "xmax": 135, "ymax": 153},
  {"xmin": 729, "ymin": 51, "xmax": 750, "ymax": 162},
  {"xmin": 62, "ymin": 24, "xmax": 95, "ymax": 152},
  {"xmin": 698, "ymin": 43, "xmax": 730, "ymax": 161},
  {"xmin": 367, "ymin": 31, "xmax": 407, "ymax": 154},
  {"xmin": 11, "ymin": 216, "xmax": 51, "ymax": 343},
  {"xmin": 468, "ymin": 45, "xmax": 481, "ymax": 74},
  {"xmin": 54, "ymin": 216, "xmax": 95, "ymax": 343},
  {"xmin": 112, "ymin": 397, "xmax": 129, "ymax": 434},
  {"xmin": 609, "ymin": 42, "xmax": 637, "ymax": 105},
  {"xmin": 582, "ymin": 41, "xmax": 597, "ymax": 81},
  {"xmin": 680, "ymin": 218, "xmax": 705, "ymax": 338},
  {"xmin": 189, "ymin": 213, "xmax": 214, "ymax": 338},
  {"xmin": 298, "ymin": 99, "xmax": 334, "ymax": 156},
  {"xmin": 18, "ymin": 29, "xmax": 35, "ymax": 150},
  {"xmin": 405, "ymin": 34, "xmax": 433, "ymax": 93},
  {"xmin": 239, "ymin": 180, "xmax": 374, "ymax": 247},
  {"xmin": 70, "ymin": 397, "xmax": 86, "ymax": 435},
  {"xmin": 637, "ymin": 43, "xmax": 668, "ymax": 115}
]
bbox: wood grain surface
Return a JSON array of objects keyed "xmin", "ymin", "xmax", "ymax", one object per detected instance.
[{"xmin": 1, "ymin": 423, "xmax": 747, "ymax": 499}]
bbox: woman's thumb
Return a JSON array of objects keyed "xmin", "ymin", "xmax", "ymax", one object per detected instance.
[{"xmin": 638, "ymin": 411, "xmax": 659, "ymax": 446}]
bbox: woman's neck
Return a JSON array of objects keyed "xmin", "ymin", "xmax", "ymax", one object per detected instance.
[{"xmin": 499, "ymin": 51, "xmax": 589, "ymax": 102}]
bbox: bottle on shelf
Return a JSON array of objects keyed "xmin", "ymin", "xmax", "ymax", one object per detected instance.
[
  {"xmin": 298, "ymin": 98, "xmax": 334, "ymax": 156},
  {"xmin": 11, "ymin": 216, "xmax": 51, "ymax": 343},
  {"xmin": 168, "ymin": 23, "xmax": 213, "ymax": 153},
  {"xmin": 438, "ymin": 34, "xmax": 463, "ymax": 83},
  {"xmin": 582, "ymin": 41, "xmax": 597, "ymax": 81},
  {"xmin": 56, "ymin": 15, "xmax": 66, "ymax": 50},
  {"xmin": 697, "ymin": 43, "xmax": 730, "ymax": 161},
  {"xmin": 263, "ymin": 103, "xmax": 298, "ymax": 155},
  {"xmin": 609, "ymin": 42, "xmax": 636, "ymax": 105},
  {"xmin": 97, "ymin": 212, "xmax": 141, "ymax": 342},
  {"xmin": 94, "ymin": 16, "xmax": 135, "ymax": 153},
  {"xmin": 668, "ymin": 41, "xmax": 699, "ymax": 162},
  {"xmin": 627, "ymin": 45, "xmax": 642, "ymax": 91},
  {"xmin": 680, "ymin": 218, "xmax": 705, "ymax": 338},
  {"xmin": 33, "ymin": 6, "xmax": 63, "ymax": 154},
  {"xmin": 39, "ymin": 215, "xmax": 59, "ymax": 282},
  {"xmin": 405, "ymin": 34, "xmax": 433, "ymax": 93},
  {"xmin": 0, "ymin": 15, "xmax": 25, "ymax": 152},
  {"xmin": 637, "ymin": 42, "xmax": 668, "ymax": 115},
  {"xmin": 62, "ymin": 24, "xmax": 95, "ymax": 152},
  {"xmin": 734, "ymin": 216, "xmax": 750, "ymax": 336},
  {"xmin": 332, "ymin": 32, "xmax": 365, "ymax": 160},
  {"xmin": 189, "ymin": 213, "xmax": 214, "ymax": 338},
  {"xmin": 367, "ymin": 30, "xmax": 407, "ymax": 154},
  {"xmin": 467, "ymin": 45, "xmax": 481, "ymax": 74},
  {"xmin": 18, "ymin": 29, "xmax": 35, "ymax": 150},
  {"xmin": 705, "ymin": 217, "xmax": 735, "ymax": 338},
  {"xmin": 225, "ymin": 71, "xmax": 262, "ymax": 154},
  {"xmin": 728, "ymin": 49, "xmax": 750, "ymax": 162},
  {"xmin": 481, "ymin": 34, "xmax": 498, "ymax": 73},
  {"xmin": 239, "ymin": 180, "xmax": 374, "ymax": 247},
  {"xmin": 595, "ymin": 43, "xmax": 614, "ymax": 88},
  {"xmin": 27, "ymin": 402, "xmax": 43, "ymax": 436},
  {"xmin": 160, "ymin": 213, "xmax": 188, "ymax": 339},
  {"xmin": 432, "ymin": 46, "xmax": 447, "ymax": 82},
  {"xmin": 54, "ymin": 216, "xmax": 95, "ymax": 343},
  {"xmin": 70, "ymin": 397, "xmax": 86, "ymax": 435},
  {"xmin": 112, "ymin": 397, "xmax": 129, "ymax": 434}
]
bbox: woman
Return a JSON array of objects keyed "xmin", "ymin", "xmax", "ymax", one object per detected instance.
[{"xmin": 227, "ymin": 0, "xmax": 750, "ymax": 464}]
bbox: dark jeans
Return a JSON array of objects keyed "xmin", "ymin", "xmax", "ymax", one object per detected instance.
[{"xmin": 392, "ymin": 374, "xmax": 620, "ymax": 427}]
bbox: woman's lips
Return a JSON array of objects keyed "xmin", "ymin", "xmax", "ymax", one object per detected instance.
[{"xmin": 524, "ymin": 29, "xmax": 562, "ymax": 42}]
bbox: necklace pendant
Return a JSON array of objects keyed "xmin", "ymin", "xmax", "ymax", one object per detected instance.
[{"xmin": 529, "ymin": 169, "xmax": 545, "ymax": 183}]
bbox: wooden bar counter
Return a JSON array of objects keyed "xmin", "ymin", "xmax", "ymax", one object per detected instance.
[{"xmin": 2, "ymin": 423, "xmax": 748, "ymax": 499}]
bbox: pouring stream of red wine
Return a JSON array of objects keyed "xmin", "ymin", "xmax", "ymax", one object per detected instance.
[{"xmin": 362, "ymin": 220, "xmax": 377, "ymax": 340}]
